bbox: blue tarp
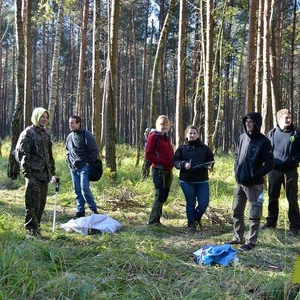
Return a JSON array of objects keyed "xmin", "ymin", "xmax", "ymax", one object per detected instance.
[{"xmin": 193, "ymin": 244, "xmax": 237, "ymax": 267}]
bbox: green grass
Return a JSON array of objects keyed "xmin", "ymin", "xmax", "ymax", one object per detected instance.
[{"xmin": 0, "ymin": 140, "xmax": 300, "ymax": 299}]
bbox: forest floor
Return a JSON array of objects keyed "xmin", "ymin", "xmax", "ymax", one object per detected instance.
[{"xmin": 0, "ymin": 141, "xmax": 299, "ymax": 299}]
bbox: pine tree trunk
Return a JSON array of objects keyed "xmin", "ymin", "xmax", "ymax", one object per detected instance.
[
  {"xmin": 8, "ymin": 0, "xmax": 25, "ymax": 179},
  {"xmin": 175, "ymin": 0, "xmax": 186, "ymax": 149},
  {"xmin": 104, "ymin": 0, "xmax": 120, "ymax": 179},
  {"xmin": 48, "ymin": 0, "xmax": 64, "ymax": 128}
]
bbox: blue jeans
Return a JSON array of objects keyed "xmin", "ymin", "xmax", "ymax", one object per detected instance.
[
  {"xmin": 71, "ymin": 165, "xmax": 97, "ymax": 213},
  {"xmin": 180, "ymin": 180, "xmax": 209, "ymax": 227}
]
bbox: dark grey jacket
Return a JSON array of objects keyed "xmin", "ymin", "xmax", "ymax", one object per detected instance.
[
  {"xmin": 66, "ymin": 128, "xmax": 99, "ymax": 170},
  {"xmin": 234, "ymin": 112, "xmax": 274, "ymax": 186},
  {"xmin": 267, "ymin": 124, "xmax": 300, "ymax": 171}
]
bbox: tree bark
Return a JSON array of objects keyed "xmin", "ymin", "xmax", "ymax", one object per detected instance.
[
  {"xmin": 149, "ymin": 0, "xmax": 177, "ymax": 126},
  {"xmin": 204, "ymin": 0, "xmax": 213, "ymax": 148},
  {"xmin": 245, "ymin": 0, "xmax": 257, "ymax": 113},
  {"xmin": 261, "ymin": 0, "xmax": 271, "ymax": 134},
  {"xmin": 104, "ymin": 0, "xmax": 120, "ymax": 179},
  {"xmin": 255, "ymin": 0, "xmax": 264, "ymax": 112},
  {"xmin": 75, "ymin": 0, "xmax": 89, "ymax": 116},
  {"xmin": 24, "ymin": 0, "xmax": 32, "ymax": 126},
  {"xmin": 92, "ymin": 0, "xmax": 102, "ymax": 151},
  {"xmin": 48, "ymin": 0, "xmax": 64, "ymax": 128},
  {"xmin": 8, "ymin": 0, "xmax": 25, "ymax": 179},
  {"xmin": 175, "ymin": 0, "xmax": 186, "ymax": 148}
]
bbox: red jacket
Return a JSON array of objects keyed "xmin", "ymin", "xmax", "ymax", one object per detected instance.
[{"xmin": 145, "ymin": 131, "xmax": 174, "ymax": 170}]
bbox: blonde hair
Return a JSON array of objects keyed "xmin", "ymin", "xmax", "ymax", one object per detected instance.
[
  {"xmin": 276, "ymin": 109, "xmax": 291, "ymax": 121},
  {"xmin": 155, "ymin": 115, "xmax": 170, "ymax": 129}
]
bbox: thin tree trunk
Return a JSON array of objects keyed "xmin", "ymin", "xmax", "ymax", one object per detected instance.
[
  {"xmin": 269, "ymin": 0, "xmax": 282, "ymax": 125},
  {"xmin": 245, "ymin": 0, "xmax": 257, "ymax": 113},
  {"xmin": 289, "ymin": 0, "xmax": 297, "ymax": 116},
  {"xmin": 104, "ymin": 0, "xmax": 119, "ymax": 179},
  {"xmin": 48, "ymin": 0, "xmax": 64, "ymax": 128},
  {"xmin": 75, "ymin": 0, "xmax": 89, "ymax": 116},
  {"xmin": 261, "ymin": 0, "xmax": 271, "ymax": 134},
  {"xmin": 8, "ymin": 0, "xmax": 25, "ymax": 179},
  {"xmin": 41, "ymin": 21, "xmax": 47, "ymax": 108},
  {"xmin": 175, "ymin": 0, "xmax": 186, "ymax": 148},
  {"xmin": 24, "ymin": 0, "xmax": 32, "ymax": 126},
  {"xmin": 149, "ymin": 0, "xmax": 177, "ymax": 126},
  {"xmin": 255, "ymin": 0, "xmax": 264, "ymax": 112},
  {"xmin": 204, "ymin": 0, "xmax": 213, "ymax": 148},
  {"xmin": 92, "ymin": 0, "xmax": 102, "ymax": 151}
]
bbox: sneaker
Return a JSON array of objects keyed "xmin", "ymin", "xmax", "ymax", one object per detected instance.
[
  {"xmin": 74, "ymin": 212, "xmax": 85, "ymax": 219},
  {"xmin": 239, "ymin": 243, "xmax": 255, "ymax": 251},
  {"xmin": 288, "ymin": 228, "xmax": 299, "ymax": 237},
  {"xmin": 261, "ymin": 223, "xmax": 276, "ymax": 230},
  {"xmin": 92, "ymin": 209, "xmax": 99, "ymax": 214}
]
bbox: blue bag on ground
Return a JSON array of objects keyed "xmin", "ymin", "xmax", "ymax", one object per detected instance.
[{"xmin": 193, "ymin": 244, "xmax": 237, "ymax": 267}]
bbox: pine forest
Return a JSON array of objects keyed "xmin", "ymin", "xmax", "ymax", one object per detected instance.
[{"xmin": 1, "ymin": 0, "xmax": 300, "ymax": 174}]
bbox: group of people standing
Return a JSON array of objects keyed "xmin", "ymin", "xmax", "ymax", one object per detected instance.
[
  {"xmin": 15, "ymin": 107, "xmax": 300, "ymax": 249},
  {"xmin": 146, "ymin": 109, "xmax": 300, "ymax": 252},
  {"xmin": 145, "ymin": 115, "xmax": 215, "ymax": 231},
  {"xmin": 16, "ymin": 108, "xmax": 99, "ymax": 237}
]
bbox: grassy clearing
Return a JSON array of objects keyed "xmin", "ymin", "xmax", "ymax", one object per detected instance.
[{"xmin": 0, "ymin": 140, "xmax": 300, "ymax": 299}]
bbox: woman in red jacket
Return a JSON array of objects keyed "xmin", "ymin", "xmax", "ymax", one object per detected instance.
[{"xmin": 146, "ymin": 115, "xmax": 174, "ymax": 225}]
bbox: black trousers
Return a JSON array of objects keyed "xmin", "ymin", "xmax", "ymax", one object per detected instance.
[
  {"xmin": 148, "ymin": 168, "xmax": 173, "ymax": 224},
  {"xmin": 266, "ymin": 168, "xmax": 300, "ymax": 229}
]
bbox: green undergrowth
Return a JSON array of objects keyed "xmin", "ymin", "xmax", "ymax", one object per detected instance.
[{"xmin": 0, "ymin": 140, "xmax": 299, "ymax": 299}]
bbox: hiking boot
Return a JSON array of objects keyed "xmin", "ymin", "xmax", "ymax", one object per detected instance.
[
  {"xmin": 188, "ymin": 226, "xmax": 196, "ymax": 232},
  {"xmin": 288, "ymin": 228, "xmax": 299, "ymax": 237},
  {"xmin": 148, "ymin": 221, "xmax": 162, "ymax": 226},
  {"xmin": 260, "ymin": 223, "xmax": 276, "ymax": 230},
  {"xmin": 92, "ymin": 209, "xmax": 99, "ymax": 214},
  {"xmin": 239, "ymin": 243, "xmax": 255, "ymax": 251},
  {"xmin": 26, "ymin": 229, "xmax": 43, "ymax": 239},
  {"xmin": 226, "ymin": 239, "xmax": 244, "ymax": 245},
  {"xmin": 74, "ymin": 212, "xmax": 85, "ymax": 219}
]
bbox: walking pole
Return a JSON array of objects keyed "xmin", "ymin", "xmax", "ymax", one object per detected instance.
[{"xmin": 52, "ymin": 178, "xmax": 60, "ymax": 232}]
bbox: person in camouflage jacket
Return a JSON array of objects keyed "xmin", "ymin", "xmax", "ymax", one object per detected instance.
[{"xmin": 17, "ymin": 107, "xmax": 57, "ymax": 236}]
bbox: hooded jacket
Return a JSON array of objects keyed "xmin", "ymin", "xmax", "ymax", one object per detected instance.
[
  {"xmin": 173, "ymin": 138, "xmax": 214, "ymax": 182},
  {"xmin": 234, "ymin": 112, "xmax": 273, "ymax": 186},
  {"xmin": 18, "ymin": 107, "xmax": 55, "ymax": 180}
]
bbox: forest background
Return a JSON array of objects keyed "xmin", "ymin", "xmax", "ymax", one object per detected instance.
[
  {"xmin": 1, "ymin": 0, "xmax": 300, "ymax": 178},
  {"xmin": 1, "ymin": 1, "xmax": 300, "ymax": 298}
]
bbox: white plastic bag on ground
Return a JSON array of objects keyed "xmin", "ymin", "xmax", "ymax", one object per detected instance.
[{"xmin": 61, "ymin": 214, "xmax": 121, "ymax": 235}]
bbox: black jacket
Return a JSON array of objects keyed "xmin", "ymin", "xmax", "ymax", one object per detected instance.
[
  {"xmin": 267, "ymin": 124, "xmax": 300, "ymax": 171},
  {"xmin": 173, "ymin": 138, "xmax": 214, "ymax": 182},
  {"xmin": 234, "ymin": 112, "xmax": 274, "ymax": 186},
  {"xmin": 66, "ymin": 128, "xmax": 99, "ymax": 170}
]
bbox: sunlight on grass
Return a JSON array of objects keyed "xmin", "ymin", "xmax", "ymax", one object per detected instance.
[{"xmin": 0, "ymin": 140, "xmax": 300, "ymax": 299}]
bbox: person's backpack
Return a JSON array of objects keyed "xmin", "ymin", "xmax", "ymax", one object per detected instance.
[
  {"xmin": 89, "ymin": 159, "xmax": 103, "ymax": 181},
  {"xmin": 13, "ymin": 125, "xmax": 38, "ymax": 164},
  {"xmin": 145, "ymin": 132, "xmax": 159, "ymax": 166},
  {"xmin": 83, "ymin": 130, "xmax": 103, "ymax": 182}
]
